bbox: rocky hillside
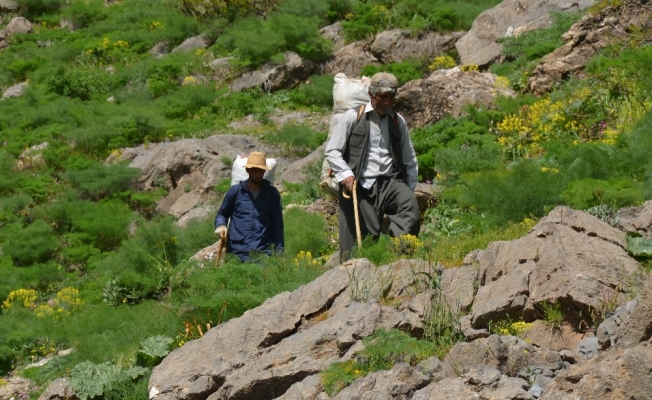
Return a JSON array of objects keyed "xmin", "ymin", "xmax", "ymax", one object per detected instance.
[
  {"xmin": 3, "ymin": 0, "xmax": 652, "ymax": 399},
  {"xmin": 141, "ymin": 204, "xmax": 652, "ymax": 400}
]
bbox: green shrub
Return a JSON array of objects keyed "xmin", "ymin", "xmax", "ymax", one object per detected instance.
[
  {"xmin": 61, "ymin": 0, "xmax": 108, "ymax": 29},
  {"xmin": 216, "ymin": 13, "xmax": 331, "ymax": 66},
  {"xmin": 561, "ymin": 178, "xmax": 643, "ymax": 210},
  {"xmin": 280, "ymin": 161, "xmax": 325, "ymax": 206},
  {"xmin": 285, "ymin": 74, "xmax": 334, "ymax": 109},
  {"xmin": 283, "ymin": 207, "xmax": 330, "ymax": 258},
  {"xmin": 170, "ymin": 256, "xmax": 327, "ymax": 321},
  {"xmin": 361, "ymin": 61, "xmax": 423, "ymax": 86},
  {"xmin": 265, "ymin": 124, "xmax": 326, "ymax": 157},
  {"xmin": 449, "ymin": 160, "xmax": 565, "ymax": 225},
  {"xmin": 71, "ymin": 200, "xmax": 134, "ymax": 251},
  {"xmin": 6, "ymin": 57, "xmax": 43, "ymax": 82},
  {"xmin": 2, "ymin": 220, "xmax": 60, "ymax": 266},
  {"xmin": 104, "ymin": 108, "xmax": 168, "ymax": 149},
  {"xmin": 321, "ymin": 328, "xmax": 438, "ymax": 395},
  {"xmin": 270, "ymin": 14, "xmax": 332, "ymax": 62},
  {"xmin": 216, "ymin": 16, "xmax": 285, "ymax": 66},
  {"xmin": 277, "ymin": 0, "xmax": 331, "ymax": 19},
  {"xmin": 136, "ymin": 335, "xmax": 173, "ymax": 367},
  {"xmin": 0, "ymin": 153, "xmax": 23, "ymax": 196},
  {"xmin": 15, "ymin": 0, "xmax": 64, "ymax": 20},
  {"xmin": 62, "ymin": 162, "xmax": 140, "ymax": 200},
  {"xmin": 45, "ymin": 65, "xmax": 116, "ymax": 101},
  {"xmin": 159, "ymin": 85, "xmax": 216, "ymax": 120},
  {"xmin": 0, "ymin": 344, "xmax": 16, "ymax": 374},
  {"xmin": 68, "ymin": 361, "xmax": 148, "ymax": 400},
  {"xmin": 411, "ymin": 114, "xmax": 501, "ymax": 181}
]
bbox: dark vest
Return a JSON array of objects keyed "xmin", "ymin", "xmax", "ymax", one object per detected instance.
[{"xmin": 343, "ymin": 106, "xmax": 408, "ymax": 182}]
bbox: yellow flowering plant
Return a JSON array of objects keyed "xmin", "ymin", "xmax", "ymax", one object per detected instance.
[{"xmin": 428, "ymin": 55, "xmax": 456, "ymax": 71}]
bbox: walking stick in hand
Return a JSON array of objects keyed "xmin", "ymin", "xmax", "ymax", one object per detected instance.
[
  {"xmin": 215, "ymin": 232, "xmax": 226, "ymax": 268},
  {"xmin": 342, "ymin": 179, "xmax": 362, "ymax": 248}
]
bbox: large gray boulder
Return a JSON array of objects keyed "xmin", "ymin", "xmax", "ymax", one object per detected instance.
[
  {"xmin": 231, "ymin": 51, "xmax": 314, "ymax": 93},
  {"xmin": 0, "ymin": 0, "xmax": 18, "ymax": 12},
  {"xmin": 0, "ymin": 16, "xmax": 32, "ymax": 51},
  {"xmin": 467, "ymin": 206, "xmax": 643, "ymax": 327},
  {"xmin": 614, "ymin": 270, "xmax": 652, "ymax": 348},
  {"xmin": 395, "ymin": 68, "xmax": 516, "ymax": 129},
  {"xmin": 617, "ymin": 200, "xmax": 652, "ymax": 238},
  {"xmin": 1, "ymin": 81, "xmax": 28, "ymax": 100},
  {"xmin": 413, "ymin": 365, "xmax": 535, "ymax": 400},
  {"xmin": 107, "ymin": 135, "xmax": 285, "ymax": 226},
  {"xmin": 539, "ymin": 343, "xmax": 652, "ymax": 400},
  {"xmin": 149, "ymin": 259, "xmax": 442, "ymax": 400},
  {"xmin": 370, "ymin": 29, "xmax": 464, "ymax": 64},
  {"xmin": 456, "ymin": 0, "xmax": 596, "ymax": 67},
  {"xmin": 321, "ymin": 41, "xmax": 380, "ymax": 78},
  {"xmin": 37, "ymin": 378, "xmax": 78, "ymax": 400},
  {"xmin": 319, "ymin": 21, "xmax": 345, "ymax": 52}
]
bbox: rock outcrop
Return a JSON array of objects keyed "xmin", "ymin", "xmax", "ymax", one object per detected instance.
[
  {"xmin": 396, "ymin": 68, "xmax": 516, "ymax": 129},
  {"xmin": 456, "ymin": 0, "xmax": 596, "ymax": 68},
  {"xmin": 107, "ymin": 135, "xmax": 287, "ymax": 226},
  {"xmin": 231, "ymin": 51, "xmax": 314, "ymax": 93},
  {"xmin": 528, "ymin": 0, "xmax": 652, "ymax": 94},
  {"xmin": 370, "ymin": 29, "xmax": 464, "ymax": 65},
  {"xmin": 145, "ymin": 206, "xmax": 650, "ymax": 400},
  {"xmin": 0, "ymin": 16, "xmax": 32, "ymax": 51}
]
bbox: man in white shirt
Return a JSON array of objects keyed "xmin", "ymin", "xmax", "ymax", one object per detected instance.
[{"xmin": 325, "ymin": 72, "xmax": 420, "ymax": 262}]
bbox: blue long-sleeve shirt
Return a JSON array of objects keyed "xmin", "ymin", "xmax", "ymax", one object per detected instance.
[{"xmin": 214, "ymin": 180, "xmax": 284, "ymax": 261}]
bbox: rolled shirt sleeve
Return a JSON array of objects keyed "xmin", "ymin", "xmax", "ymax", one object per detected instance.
[{"xmin": 324, "ymin": 108, "xmax": 358, "ymax": 183}]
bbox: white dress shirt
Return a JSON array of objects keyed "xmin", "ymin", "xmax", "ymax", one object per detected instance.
[{"xmin": 325, "ymin": 102, "xmax": 418, "ymax": 190}]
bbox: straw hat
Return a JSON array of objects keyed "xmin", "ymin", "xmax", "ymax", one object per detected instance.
[{"xmin": 244, "ymin": 151, "xmax": 271, "ymax": 170}]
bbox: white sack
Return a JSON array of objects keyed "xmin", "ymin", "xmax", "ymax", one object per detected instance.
[{"xmin": 231, "ymin": 155, "xmax": 277, "ymax": 186}]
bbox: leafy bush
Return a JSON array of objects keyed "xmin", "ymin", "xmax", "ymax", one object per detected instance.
[
  {"xmin": 361, "ymin": 61, "xmax": 424, "ymax": 86},
  {"xmin": 449, "ymin": 160, "xmax": 565, "ymax": 225},
  {"xmin": 283, "ymin": 207, "xmax": 330, "ymax": 258},
  {"xmin": 285, "ymin": 74, "xmax": 334, "ymax": 109},
  {"xmin": 60, "ymin": 199, "xmax": 133, "ymax": 251},
  {"xmin": 62, "ymin": 162, "xmax": 140, "ymax": 200},
  {"xmin": 61, "ymin": 0, "xmax": 109, "ymax": 29},
  {"xmin": 15, "ymin": 0, "xmax": 64, "ymax": 20},
  {"xmin": 68, "ymin": 361, "xmax": 148, "ymax": 400},
  {"xmin": 45, "ymin": 65, "xmax": 116, "ymax": 101},
  {"xmin": 411, "ymin": 113, "xmax": 501, "ymax": 181},
  {"xmin": 561, "ymin": 178, "xmax": 643, "ymax": 210},
  {"xmin": 2, "ymin": 220, "xmax": 59, "ymax": 266},
  {"xmin": 171, "ymin": 256, "xmax": 327, "ymax": 321},
  {"xmin": 216, "ymin": 13, "xmax": 331, "ymax": 66},
  {"xmin": 136, "ymin": 335, "xmax": 173, "ymax": 366},
  {"xmin": 265, "ymin": 124, "xmax": 326, "ymax": 157},
  {"xmin": 159, "ymin": 85, "xmax": 216, "ymax": 119}
]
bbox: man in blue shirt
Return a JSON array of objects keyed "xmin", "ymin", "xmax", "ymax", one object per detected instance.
[{"xmin": 214, "ymin": 152, "xmax": 284, "ymax": 261}]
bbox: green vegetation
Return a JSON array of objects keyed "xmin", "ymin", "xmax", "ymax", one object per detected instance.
[
  {"xmin": 2, "ymin": 0, "xmax": 652, "ymax": 398},
  {"xmin": 320, "ymin": 328, "xmax": 439, "ymax": 395}
]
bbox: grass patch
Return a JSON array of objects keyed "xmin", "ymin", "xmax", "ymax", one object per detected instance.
[{"xmin": 320, "ymin": 328, "xmax": 438, "ymax": 396}]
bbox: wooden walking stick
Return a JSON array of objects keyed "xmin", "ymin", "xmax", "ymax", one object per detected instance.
[
  {"xmin": 342, "ymin": 179, "xmax": 362, "ymax": 248},
  {"xmin": 215, "ymin": 232, "xmax": 226, "ymax": 267}
]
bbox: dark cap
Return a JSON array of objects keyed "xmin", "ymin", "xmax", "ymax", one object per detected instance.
[{"xmin": 370, "ymin": 72, "xmax": 398, "ymax": 92}]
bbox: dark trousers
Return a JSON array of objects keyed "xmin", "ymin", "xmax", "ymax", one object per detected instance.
[{"xmin": 338, "ymin": 177, "xmax": 420, "ymax": 262}]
